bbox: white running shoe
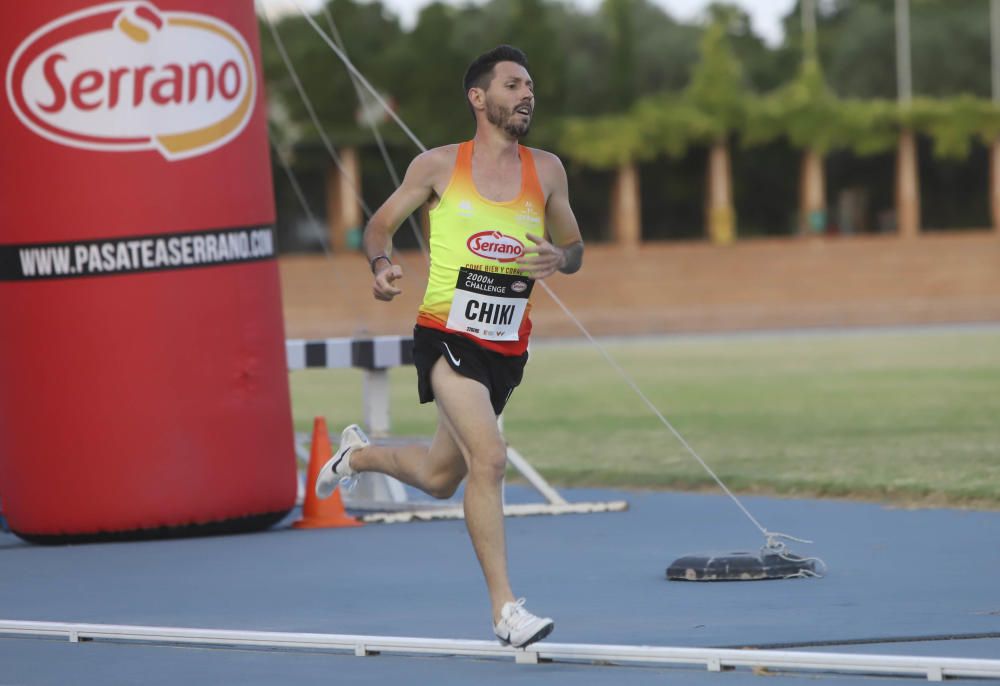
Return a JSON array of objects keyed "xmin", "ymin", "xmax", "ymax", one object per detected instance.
[
  {"xmin": 493, "ymin": 599, "xmax": 554, "ymax": 648},
  {"xmin": 314, "ymin": 424, "xmax": 369, "ymax": 499}
]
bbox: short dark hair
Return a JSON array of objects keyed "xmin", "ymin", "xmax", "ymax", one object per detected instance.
[{"xmin": 463, "ymin": 45, "xmax": 529, "ymax": 102}]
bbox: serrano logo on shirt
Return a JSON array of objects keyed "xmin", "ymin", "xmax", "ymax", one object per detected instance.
[
  {"xmin": 6, "ymin": 2, "xmax": 255, "ymax": 160},
  {"xmin": 466, "ymin": 231, "xmax": 524, "ymax": 263}
]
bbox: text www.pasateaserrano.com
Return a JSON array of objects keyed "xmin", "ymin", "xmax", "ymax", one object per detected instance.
[{"xmin": 18, "ymin": 228, "xmax": 274, "ymax": 278}]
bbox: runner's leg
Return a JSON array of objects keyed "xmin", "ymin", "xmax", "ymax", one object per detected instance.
[
  {"xmin": 349, "ymin": 422, "xmax": 467, "ymax": 499},
  {"xmin": 428, "ymin": 358, "xmax": 515, "ymax": 621}
]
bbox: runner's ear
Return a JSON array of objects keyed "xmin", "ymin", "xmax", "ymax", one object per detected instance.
[{"xmin": 468, "ymin": 87, "xmax": 486, "ymax": 112}]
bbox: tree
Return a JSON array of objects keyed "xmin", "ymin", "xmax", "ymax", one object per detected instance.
[
  {"xmin": 261, "ymin": 0, "xmax": 406, "ymax": 152},
  {"xmin": 558, "ymin": 112, "xmax": 648, "ymax": 246},
  {"xmin": 745, "ymin": 56, "xmax": 843, "ymax": 234},
  {"xmin": 784, "ymin": 0, "xmax": 991, "ymax": 100},
  {"xmin": 392, "ymin": 3, "xmax": 471, "ymax": 148},
  {"xmin": 685, "ymin": 18, "xmax": 747, "ymax": 244},
  {"xmin": 706, "ymin": 2, "xmax": 791, "ymax": 92},
  {"xmin": 556, "ymin": 0, "xmax": 702, "ymax": 245},
  {"xmin": 904, "ymin": 96, "xmax": 1000, "ymax": 232}
]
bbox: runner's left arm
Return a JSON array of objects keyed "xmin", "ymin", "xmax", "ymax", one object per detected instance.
[{"xmin": 517, "ymin": 153, "xmax": 583, "ymax": 279}]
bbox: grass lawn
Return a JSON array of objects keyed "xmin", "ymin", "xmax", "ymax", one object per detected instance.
[{"xmin": 289, "ymin": 327, "xmax": 1000, "ymax": 509}]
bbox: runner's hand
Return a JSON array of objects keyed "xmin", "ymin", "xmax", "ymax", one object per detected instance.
[
  {"xmin": 516, "ymin": 233, "xmax": 565, "ymax": 279},
  {"xmin": 373, "ymin": 264, "xmax": 403, "ymax": 301}
]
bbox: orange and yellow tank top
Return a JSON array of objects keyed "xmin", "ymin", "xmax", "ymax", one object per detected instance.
[{"xmin": 416, "ymin": 141, "xmax": 544, "ymax": 356}]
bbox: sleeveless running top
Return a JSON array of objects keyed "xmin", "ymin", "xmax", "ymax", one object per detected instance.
[{"xmin": 416, "ymin": 141, "xmax": 545, "ymax": 356}]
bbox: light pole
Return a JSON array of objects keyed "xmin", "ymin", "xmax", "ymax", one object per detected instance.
[
  {"xmin": 797, "ymin": 0, "xmax": 826, "ymax": 235},
  {"xmin": 894, "ymin": 0, "xmax": 919, "ymax": 237},
  {"xmin": 989, "ymin": 0, "xmax": 1000, "ymax": 231},
  {"xmin": 895, "ymin": 0, "xmax": 912, "ymax": 105},
  {"xmin": 801, "ymin": 0, "xmax": 817, "ymax": 59}
]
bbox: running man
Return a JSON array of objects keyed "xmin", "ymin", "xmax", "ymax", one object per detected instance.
[{"xmin": 316, "ymin": 45, "xmax": 583, "ymax": 648}]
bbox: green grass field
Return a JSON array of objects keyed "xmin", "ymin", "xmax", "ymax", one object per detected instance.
[{"xmin": 290, "ymin": 327, "xmax": 1000, "ymax": 508}]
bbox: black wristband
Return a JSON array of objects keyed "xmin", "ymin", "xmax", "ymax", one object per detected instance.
[{"xmin": 370, "ymin": 254, "xmax": 392, "ymax": 274}]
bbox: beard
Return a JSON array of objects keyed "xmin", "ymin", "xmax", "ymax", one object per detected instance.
[{"xmin": 485, "ymin": 98, "xmax": 531, "ymax": 139}]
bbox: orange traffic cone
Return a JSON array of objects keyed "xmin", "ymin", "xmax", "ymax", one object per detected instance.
[{"xmin": 293, "ymin": 417, "xmax": 364, "ymax": 529}]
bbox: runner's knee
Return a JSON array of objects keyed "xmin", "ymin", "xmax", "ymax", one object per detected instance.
[{"xmin": 468, "ymin": 448, "xmax": 507, "ymax": 482}]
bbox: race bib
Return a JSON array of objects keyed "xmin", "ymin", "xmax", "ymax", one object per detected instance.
[{"xmin": 446, "ymin": 267, "xmax": 534, "ymax": 341}]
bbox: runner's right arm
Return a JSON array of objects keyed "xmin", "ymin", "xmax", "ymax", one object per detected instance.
[{"xmin": 363, "ymin": 150, "xmax": 445, "ymax": 301}]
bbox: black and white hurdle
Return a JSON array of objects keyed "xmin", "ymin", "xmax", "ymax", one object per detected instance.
[
  {"xmin": 287, "ymin": 336, "xmax": 413, "ymax": 446},
  {"xmin": 286, "ymin": 336, "xmax": 628, "ymax": 522},
  {"xmin": 286, "ymin": 336, "xmax": 414, "ymax": 373}
]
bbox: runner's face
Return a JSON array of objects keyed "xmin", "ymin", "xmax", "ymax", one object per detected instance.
[{"xmin": 484, "ymin": 61, "xmax": 534, "ymax": 139}]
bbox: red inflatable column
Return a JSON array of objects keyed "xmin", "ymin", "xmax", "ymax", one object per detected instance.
[{"xmin": 0, "ymin": 1, "xmax": 297, "ymax": 541}]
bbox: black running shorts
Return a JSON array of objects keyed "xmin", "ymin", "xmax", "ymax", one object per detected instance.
[{"xmin": 412, "ymin": 325, "xmax": 528, "ymax": 416}]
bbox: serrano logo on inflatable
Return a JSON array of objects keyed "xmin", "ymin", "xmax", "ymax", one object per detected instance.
[
  {"xmin": 467, "ymin": 231, "xmax": 524, "ymax": 263},
  {"xmin": 5, "ymin": 2, "xmax": 255, "ymax": 160}
]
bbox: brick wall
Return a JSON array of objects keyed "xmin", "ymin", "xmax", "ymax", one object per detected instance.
[{"xmin": 279, "ymin": 232, "xmax": 1000, "ymax": 339}]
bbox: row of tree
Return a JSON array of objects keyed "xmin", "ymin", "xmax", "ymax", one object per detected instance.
[
  {"xmin": 560, "ymin": 18, "xmax": 1000, "ymax": 242},
  {"xmin": 261, "ymin": 0, "xmax": 1000, "ymax": 244}
]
